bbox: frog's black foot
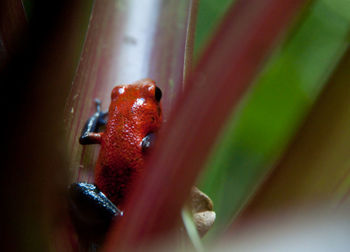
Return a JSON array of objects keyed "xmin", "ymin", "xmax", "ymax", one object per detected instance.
[
  {"xmin": 79, "ymin": 99, "xmax": 108, "ymax": 145},
  {"xmin": 68, "ymin": 182, "xmax": 123, "ymax": 243},
  {"xmin": 94, "ymin": 99, "xmax": 108, "ymax": 124}
]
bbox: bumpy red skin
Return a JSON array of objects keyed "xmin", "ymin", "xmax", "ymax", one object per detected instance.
[{"xmin": 94, "ymin": 79, "xmax": 162, "ymax": 208}]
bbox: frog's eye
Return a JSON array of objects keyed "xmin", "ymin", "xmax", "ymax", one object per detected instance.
[
  {"xmin": 155, "ymin": 86, "xmax": 162, "ymax": 102},
  {"xmin": 141, "ymin": 133, "xmax": 156, "ymax": 152}
]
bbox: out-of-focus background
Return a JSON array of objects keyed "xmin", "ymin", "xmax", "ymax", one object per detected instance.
[{"xmin": 196, "ymin": 0, "xmax": 350, "ymax": 240}]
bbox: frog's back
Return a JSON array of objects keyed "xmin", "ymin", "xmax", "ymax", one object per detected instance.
[{"xmin": 95, "ymin": 79, "xmax": 162, "ymax": 206}]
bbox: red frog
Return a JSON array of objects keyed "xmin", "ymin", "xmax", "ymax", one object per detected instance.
[{"xmin": 68, "ymin": 79, "xmax": 162, "ymax": 242}]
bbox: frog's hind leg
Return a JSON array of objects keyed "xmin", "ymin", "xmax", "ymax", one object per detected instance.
[
  {"xmin": 68, "ymin": 182, "xmax": 123, "ymax": 243},
  {"xmin": 79, "ymin": 99, "xmax": 108, "ymax": 145}
]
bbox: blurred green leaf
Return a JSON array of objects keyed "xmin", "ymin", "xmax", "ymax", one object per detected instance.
[
  {"xmin": 182, "ymin": 209, "xmax": 204, "ymax": 252},
  {"xmin": 199, "ymin": 0, "xmax": 350, "ymax": 239},
  {"xmin": 193, "ymin": 0, "xmax": 235, "ymax": 58},
  {"xmin": 22, "ymin": 0, "xmax": 33, "ymax": 19},
  {"xmin": 239, "ymin": 47, "xmax": 350, "ymax": 218}
]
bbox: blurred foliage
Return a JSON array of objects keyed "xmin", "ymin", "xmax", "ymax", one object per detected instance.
[
  {"xmin": 193, "ymin": 0, "xmax": 235, "ymax": 58},
  {"xmin": 196, "ymin": 0, "xmax": 350, "ymax": 239},
  {"xmin": 22, "ymin": 0, "xmax": 33, "ymax": 19},
  {"xmin": 239, "ymin": 48, "xmax": 350, "ymax": 217}
]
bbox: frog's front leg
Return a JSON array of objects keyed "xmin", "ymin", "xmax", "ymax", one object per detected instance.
[
  {"xmin": 79, "ymin": 99, "xmax": 108, "ymax": 145},
  {"xmin": 68, "ymin": 183, "xmax": 123, "ymax": 242}
]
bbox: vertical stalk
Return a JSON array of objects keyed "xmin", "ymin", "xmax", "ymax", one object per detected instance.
[{"xmin": 65, "ymin": 0, "xmax": 196, "ymax": 185}]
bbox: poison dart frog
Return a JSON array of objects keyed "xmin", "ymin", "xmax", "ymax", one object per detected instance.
[{"xmin": 68, "ymin": 79, "xmax": 162, "ymax": 242}]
